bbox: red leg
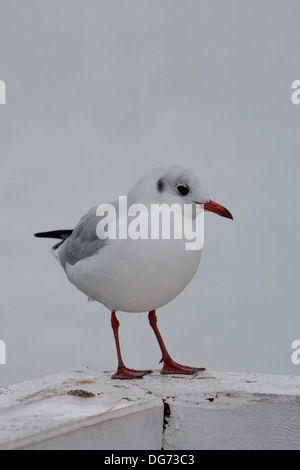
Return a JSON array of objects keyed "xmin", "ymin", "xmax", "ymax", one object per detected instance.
[
  {"xmin": 111, "ymin": 311, "xmax": 152, "ymax": 380},
  {"xmin": 148, "ymin": 310, "xmax": 206, "ymax": 375}
]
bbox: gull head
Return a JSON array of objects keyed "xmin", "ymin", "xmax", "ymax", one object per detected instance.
[{"xmin": 127, "ymin": 161, "xmax": 233, "ymax": 220}]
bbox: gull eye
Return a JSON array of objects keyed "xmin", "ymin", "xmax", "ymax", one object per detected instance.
[{"xmin": 176, "ymin": 184, "xmax": 189, "ymax": 196}]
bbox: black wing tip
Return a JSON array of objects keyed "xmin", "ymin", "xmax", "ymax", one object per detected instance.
[
  {"xmin": 34, "ymin": 232, "xmax": 46, "ymax": 238},
  {"xmin": 34, "ymin": 230, "xmax": 73, "ymax": 240}
]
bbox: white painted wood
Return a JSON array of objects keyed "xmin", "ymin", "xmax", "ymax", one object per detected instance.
[
  {"xmin": 0, "ymin": 368, "xmax": 299, "ymax": 450},
  {"xmin": 140, "ymin": 371, "xmax": 300, "ymax": 450},
  {"xmin": 0, "ymin": 367, "xmax": 163, "ymax": 450}
]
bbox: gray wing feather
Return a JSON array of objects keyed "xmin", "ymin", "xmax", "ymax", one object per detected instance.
[{"xmin": 57, "ymin": 201, "xmax": 117, "ymax": 268}]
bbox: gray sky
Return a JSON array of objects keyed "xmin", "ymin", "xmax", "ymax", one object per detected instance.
[{"xmin": 0, "ymin": 0, "xmax": 299, "ymax": 385}]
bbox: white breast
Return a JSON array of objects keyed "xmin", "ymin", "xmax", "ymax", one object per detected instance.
[{"xmin": 65, "ymin": 237, "xmax": 202, "ymax": 313}]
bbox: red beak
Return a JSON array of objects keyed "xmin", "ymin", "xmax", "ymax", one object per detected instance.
[{"xmin": 196, "ymin": 199, "xmax": 233, "ymax": 220}]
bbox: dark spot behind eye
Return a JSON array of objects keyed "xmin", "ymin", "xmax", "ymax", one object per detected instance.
[{"xmin": 157, "ymin": 178, "xmax": 165, "ymax": 192}]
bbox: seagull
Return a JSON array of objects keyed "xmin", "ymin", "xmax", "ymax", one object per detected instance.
[{"xmin": 35, "ymin": 161, "xmax": 233, "ymax": 379}]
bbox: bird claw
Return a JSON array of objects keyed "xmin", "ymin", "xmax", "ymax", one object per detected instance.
[
  {"xmin": 111, "ymin": 366, "xmax": 153, "ymax": 380},
  {"xmin": 160, "ymin": 358, "xmax": 206, "ymax": 375}
]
